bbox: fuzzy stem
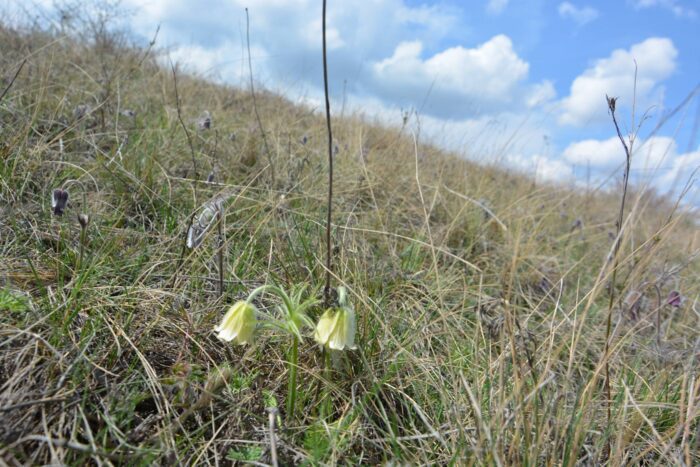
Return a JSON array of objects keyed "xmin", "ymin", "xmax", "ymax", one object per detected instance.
[
  {"xmin": 321, "ymin": 348, "xmax": 332, "ymax": 419},
  {"xmin": 287, "ymin": 335, "xmax": 299, "ymax": 419},
  {"xmin": 78, "ymin": 225, "xmax": 86, "ymax": 271}
]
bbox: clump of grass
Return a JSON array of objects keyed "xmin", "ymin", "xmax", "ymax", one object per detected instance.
[{"xmin": 0, "ymin": 6, "xmax": 698, "ymax": 466}]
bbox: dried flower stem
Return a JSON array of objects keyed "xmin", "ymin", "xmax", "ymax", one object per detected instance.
[
  {"xmin": 245, "ymin": 8, "xmax": 274, "ymax": 184},
  {"xmin": 602, "ymin": 93, "xmax": 633, "ymax": 459},
  {"xmin": 171, "ymin": 61, "xmax": 198, "ymax": 193},
  {"xmin": 0, "ymin": 59, "xmax": 26, "ymax": 103},
  {"xmin": 322, "ymin": 0, "xmax": 334, "ymax": 305},
  {"xmin": 217, "ymin": 209, "xmax": 224, "ymax": 298}
]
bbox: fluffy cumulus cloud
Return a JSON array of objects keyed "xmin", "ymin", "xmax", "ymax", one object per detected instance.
[
  {"xmin": 115, "ymin": 0, "xmax": 559, "ymax": 120},
  {"xmin": 371, "ymin": 35, "xmax": 530, "ymax": 117},
  {"xmin": 558, "ymin": 2, "xmax": 599, "ymax": 26},
  {"xmin": 563, "ymin": 135, "xmax": 699, "ymax": 201},
  {"xmin": 504, "ymin": 153, "xmax": 574, "ymax": 182},
  {"xmin": 558, "ymin": 38, "xmax": 678, "ymax": 126},
  {"xmin": 563, "ymin": 135, "xmax": 676, "ymax": 169}
]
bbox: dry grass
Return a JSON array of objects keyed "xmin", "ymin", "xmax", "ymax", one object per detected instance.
[{"xmin": 0, "ymin": 13, "xmax": 698, "ymax": 466}]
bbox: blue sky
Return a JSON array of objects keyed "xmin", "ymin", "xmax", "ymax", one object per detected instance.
[{"xmin": 13, "ymin": 0, "xmax": 700, "ymax": 203}]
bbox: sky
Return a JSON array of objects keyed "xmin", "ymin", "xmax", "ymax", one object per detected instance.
[{"xmin": 10, "ymin": 0, "xmax": 700, "ymax": 204}]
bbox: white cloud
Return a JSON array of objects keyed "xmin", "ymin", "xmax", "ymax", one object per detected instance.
[
  {"xmin": 631, "ymin": 0, "xmax": 698, "ymax": 18},
  {"xmin": 114, "ymin": 0, "xmax": 551, "ymax": 120},
  {"xmin": 486, "ymin": 0, "xmax": 509, "ymax": 15},
  {"xmin": 558, "ymin": 37, "xmax": 677, "ymax": 126},
  {"xmin": 526, "ymin": 80, "xmax": 557, "ymax": 108},
  {"xmin": 558, "ymin": 2, "xmax": 599, "ymax": 26},
  {"xmin": 658, "ymin": 149, "xmax": 700, "ymax": 198},
  {"xmin": 563, "ymin": 135, "xmax": 677, "ymax": 168},
  {"xmin": 562, "ymin": 135, "xmax": 699, "ymax": 203},
  {"xmin": 563, "ymin": 137, "xmax": 623, "ymax": 167},
  {"xmin": 505, "ymin": 153, "xmax": 574, "ymax": 182},
  {"xmin": 371, "ymin": 35, "xmax": 530, "ymax": 116}
]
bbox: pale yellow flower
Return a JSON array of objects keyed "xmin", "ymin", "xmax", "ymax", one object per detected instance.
[
  {"xmin": 215, "ymin": 301, "xmax": 257, "ymax": 345},
  {"xmin": 314, "ymin": 306, "xmax": 357, "ymax": 351}
]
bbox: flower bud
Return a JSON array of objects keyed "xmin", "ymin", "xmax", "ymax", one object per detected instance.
[{"xmin": 78, "ymin": 213, "xmax": 90, "ymax": 228}]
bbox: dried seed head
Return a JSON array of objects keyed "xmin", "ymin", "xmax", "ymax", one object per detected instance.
[
  {"xmin": 187, "ymin": 196, "xmax": 227, "ymax": 248},
  {"xmin": 78, "ymin": 213, "xmax": 90, "ymax": 228},
  {"xmin": 51, "ymin": 189, "xmax": 69, "ymax": 216}
]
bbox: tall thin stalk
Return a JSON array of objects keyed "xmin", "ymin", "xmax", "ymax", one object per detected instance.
[
  {"xmin": 602, "ymin": 94, "xmax": 632, "ymax": 458},
  {"xmin": 287, "ymin": 336, "xmax": 299, "ymax": 418},
  {"xmin": 171, "ymin": 62, "xmax": 198, "ymax": 189},
  {"xmin": 245, "ymin": 8, "xmax": 274, "ymax": 184},
  {"xmin": 322, "ymin": 0, "xmax": 334, "ymax": 305},
  {"xmin": 217, "ymin": 209, "xmax": 224, "ymax": 298},
  {"xmin": 0, "ymin": 59, "xmax": 26, "ymax": 103}
]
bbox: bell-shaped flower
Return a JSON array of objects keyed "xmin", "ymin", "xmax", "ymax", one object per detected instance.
[
  {"xmin": 314, "ymin": 305, "xmax": 357, "ymax": 351},
  {"xmin": 667, "ymin": 290, "xmax": 683, "ymax": 308},
  {"xmin": 215, "ymin": 301, "xmax": 257, "ymax": 345},
  {"xmin": 52, "ymin": 189, "xmax": 69, "ymax": 216}
]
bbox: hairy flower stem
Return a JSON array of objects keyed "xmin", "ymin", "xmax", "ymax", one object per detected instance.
[
  {"xmin": 78, "ymin": 224, "xmax": 87, "ymax": 272},
  {"xmin": 321, "ymin": 348, "xmax": 332, "ymax": 419},
  {"xmin": 287, "ymin": 336, "xmax": 299, "ymax": 419}
]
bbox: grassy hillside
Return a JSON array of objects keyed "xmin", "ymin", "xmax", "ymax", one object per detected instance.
[{"xmin": 1, "ymin": 16, "xmax": 698, "ymax": 466}]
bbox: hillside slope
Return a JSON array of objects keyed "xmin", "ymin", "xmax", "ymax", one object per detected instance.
[{"xmin": 1, "ymin": 19, "xmax": 698, "ymax": 465}]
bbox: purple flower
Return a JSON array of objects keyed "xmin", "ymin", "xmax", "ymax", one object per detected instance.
[
  {"xmin": 667, "ymin": 290, "xmax": 683, "ymax": 308},
  {"xmin": 51, "ymin": 189, "xmax": 69, "ymax": 216}
]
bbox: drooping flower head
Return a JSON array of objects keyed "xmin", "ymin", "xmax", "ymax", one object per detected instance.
[
  {"xmin": 52, "ymin": 189, "xmax": 69, "ymax": 216},
  {"xmin": 215, "ymin": 301, "xmax": 257, "ymax": 345},
  {"xmin": 314, "ymin": 286, "xmax": 357, "ymax": 351},
  {"xmin": 667, "ymin": 290, "xmax": 683, "ymax": 308}
]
